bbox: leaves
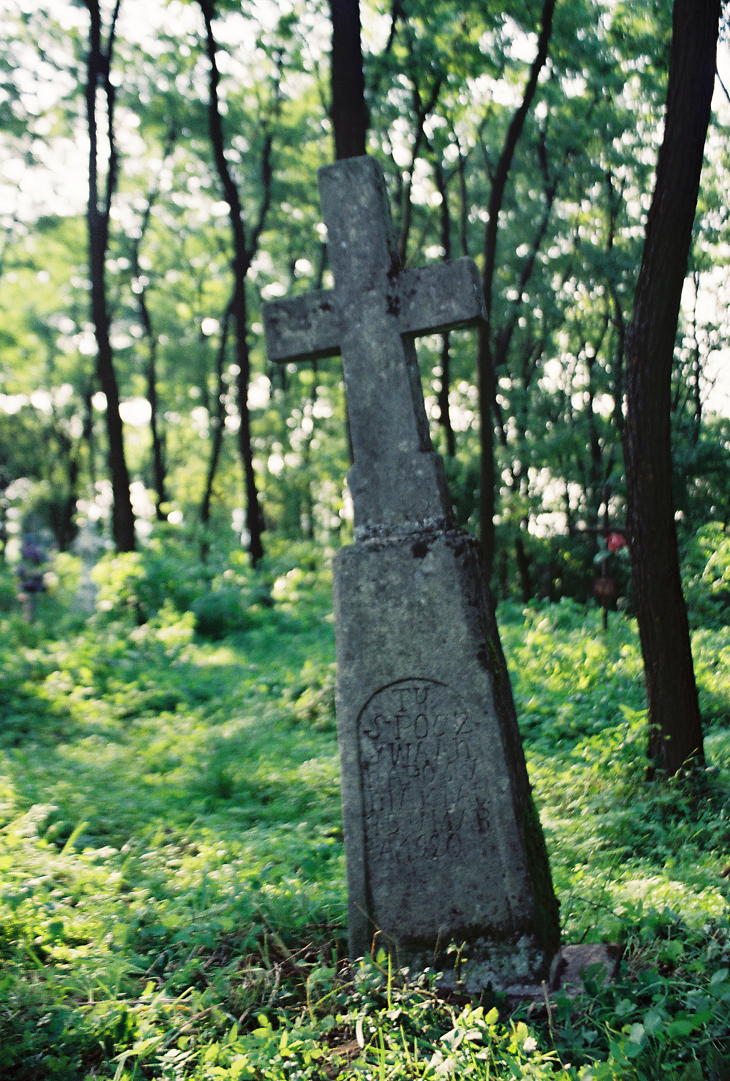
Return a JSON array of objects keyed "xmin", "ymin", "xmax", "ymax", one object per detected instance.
[
  {"xmin": 1, "ymin": 592, "xmax": 730, "ymax": 1075},
  {"xmin": 2, "ymin": 0, "xmax": 727, "ymax": 577}
]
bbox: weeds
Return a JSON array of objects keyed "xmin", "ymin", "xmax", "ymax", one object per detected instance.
[{"xmin": 1, "ymin": 553, "xmax": 730, "ymax": 1077}]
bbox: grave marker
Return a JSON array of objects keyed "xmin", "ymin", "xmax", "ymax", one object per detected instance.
[{"xmin": 263, "ymin": 156, "xmax": 560, "ymax": 990}]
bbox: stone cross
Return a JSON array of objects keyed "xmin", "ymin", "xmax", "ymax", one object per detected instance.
[
  {"xmin": 263, "ymin": 156, "xmax": 483, "ymax": 537},
  {"xmin": 263, "ymin": 156, "xmax": 560, "ymax": 991}
]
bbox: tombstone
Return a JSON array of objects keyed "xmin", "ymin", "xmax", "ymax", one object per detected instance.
[{"xmin": 263, "ymin": 156, "xmax": 559, "ymax": 991}]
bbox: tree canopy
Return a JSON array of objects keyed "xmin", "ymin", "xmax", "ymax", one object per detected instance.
[{"xmin": 1, "ymin": 0, "xmax": 729, "ymax": 611}]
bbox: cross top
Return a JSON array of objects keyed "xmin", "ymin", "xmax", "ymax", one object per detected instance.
[
  {"xmin": 320, "ymin": 156, "xmax": 401, "ymax": 289},
  {"xmin": 263, "ymin": 156, "xmax": 486, "ymax": 537}
]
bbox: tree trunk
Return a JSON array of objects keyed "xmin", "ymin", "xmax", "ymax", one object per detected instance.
[
  {"xmin": 235, "ymin": 319, "xmax": 264, "ymax": 564},
  {"xmin": 477, "ymin": 0, "xmax": 555, "ymax": 579},
  {"xmin": 85, "ymin": 0, "xmax": 135, "ymax": 552},
  {"xmin": 200, "ymin": 298, "xmax": 233, "ymax": 537},
  {"xmin": 623, "ymin": 0, "xmax": 720, "ymax": 774},
  {"xmin": 515, "ymin": 533, "xmax": 532, "ymax": 603},
  {"xmin": 200, "ymin": 0, "xmax": 269, "ymax": 567},
  {"xmin": 134, "ymin": 252, "xmax": 168, "ymax": 521},
  {"xmin": 433, "ymin": 157, "xmax": 455, "ymax": 456},
  {"xmin": 328, "ymin": 0, "xmax": 367, "ymax": 466},
  {"xmin": 328, "ymin": 0, "xmax": 368, "ymax": 160},
  {"xmin": 131, "ymin": 134, "xmax": 176, "ymax": 523}
]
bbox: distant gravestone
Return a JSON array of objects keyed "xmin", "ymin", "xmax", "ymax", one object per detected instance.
[{"xmin": 263, "ymin": 156, "xmax": 560, "ymax": 990}]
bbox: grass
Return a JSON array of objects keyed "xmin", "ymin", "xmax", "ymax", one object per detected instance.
[{"xmin": 2, "ymin": 560, "xmax": 730, "ymax": 1079}]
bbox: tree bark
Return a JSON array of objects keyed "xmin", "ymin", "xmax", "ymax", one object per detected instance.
[
  {"xmin": 433, "ymin": 157, "xmax": 455, "ymax": 456},
  {"xmin": 329, "ymin": 0, "xmax": 368, "ymax": 159},
  {"xmin": 200, "ymin": 298, "xmax": 233, "ymax": 533},
  {"xmin": 623, "ymin": 0, "xmax": 720, "ymax": 774},
  {"xmin": 477, "ymin": 0, "xmax": 556, "ymax": 579},
  {"xmin": 130, "ymin": 129, "xmax": 176, "ymax": 522},
  {"xmin": 85, "ymin": 0, "xmax": 136, "ymax": 552},
  {"xmin": 200, "ymin": 0, "xmax": 271, "ymax": 567}
]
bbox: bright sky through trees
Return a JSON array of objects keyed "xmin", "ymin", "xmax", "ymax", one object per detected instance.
[
  {"xmin": 4, "ymin": 2, "xmax": 729, "ymax": 416},
  {"xmin": 2, "ymin": 0, "xmax": 730, "ymax": 593}
]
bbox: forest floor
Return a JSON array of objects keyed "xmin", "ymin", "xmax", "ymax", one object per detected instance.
[{"xmin": 2, "ymin": 555, "xmax": 730, "ymax": 1079}]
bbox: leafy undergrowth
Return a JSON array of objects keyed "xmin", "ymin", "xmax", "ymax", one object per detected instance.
[{"xmin": 2, "ymin": 561, "xmax": 730, "ymax": 1079}]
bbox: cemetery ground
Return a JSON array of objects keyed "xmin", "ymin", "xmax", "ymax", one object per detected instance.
[{"xmin": 2, "ymin": 539, "xmax": 730, "ymax": 1080}]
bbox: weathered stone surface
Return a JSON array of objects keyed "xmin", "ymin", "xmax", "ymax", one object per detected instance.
[
  {"xmin": 262, "ymin": 155, "xmax": 560, "ymax": 987},
  {"xmin": 263, "ymin": 156, "xmax": 482, "ymax": 537},
  {"xmin": 334, "ymin": 528, "xmax": 559, "ymax": 985}
]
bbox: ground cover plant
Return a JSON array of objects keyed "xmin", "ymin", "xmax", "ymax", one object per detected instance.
[{"xmin": 2, "ymin": 544, "xmax": 730, "ymax": 1079}]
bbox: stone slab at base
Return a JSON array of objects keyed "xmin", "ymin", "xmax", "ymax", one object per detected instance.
[{"xmin": 549, "ymin": 943, "xmax": 624, "ymax": 996}]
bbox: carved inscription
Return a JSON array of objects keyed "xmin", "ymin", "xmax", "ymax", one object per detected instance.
[{"xmin": 357, "ymin": 679, "xmax": 491, "ymax": 872}]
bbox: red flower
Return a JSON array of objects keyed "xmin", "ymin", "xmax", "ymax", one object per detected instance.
[{"xmin": 607, "ymin": 532, "xmax": 626, "ymax": 552}]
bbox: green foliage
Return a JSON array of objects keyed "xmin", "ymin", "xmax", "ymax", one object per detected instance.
[
  {"xmin": 88, "ymin": 529, "xmax": 337, "ymax": 642},
  {"xmin": 0, "ymin": 561, "xmax": 18, "ymax": 612},
  {"xmin": 683, "ymin": 522, "xmax": 730, "ymax": 629},
  {"xmin": 2, "ymin": 0, "xmax": 727, "ymax": 580},
  {"xmin": 1, "ymin": 1, "xmax": 730, "ymax": 1069},
  {"xmin": 2, "ymin": 593, "xmax": 730, "ymax": 1077}
]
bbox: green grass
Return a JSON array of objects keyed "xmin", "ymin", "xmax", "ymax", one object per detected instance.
[{"xmin": 2, "ymin": 571, "xmax": 730, "ymax": 1079}]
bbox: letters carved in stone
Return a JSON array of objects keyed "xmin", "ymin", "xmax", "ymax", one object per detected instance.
[{"xmin": 357, "ymin": 679, "xmax": 490, "ymax": 869}]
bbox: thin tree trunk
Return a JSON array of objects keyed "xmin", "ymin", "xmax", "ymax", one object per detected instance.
[
  {"xmin": 50, "ymin": 428, "xmax": 80, "ymax": 552},
  {"xmin": 146, "ymin": 325, "xmax": 167, "ymax": 521},
  {"xmin": 456, "ymin": 140, "xmax": 469, "ymax": 257},
  {"xmin": 396, "ymin": 67, "xmax": 442, "ymax": 262},
  {"xmin": 200, "ymin": 299, "xmax": 233, "ymax": 532},
  {"xmin": 130, "ymin": 129, "xmax": 176, "ymax": 522},
  {"xmin": 132, "ymin": 258, "xmax": 168, "ymax": 521},
  {"xmin": 200, "ymin": 0, "xmax": 272, "ymax": 567},
  {"xmin": 433, "ymin": 157, "xmax": 455, "ymax": 457},
  {"xmin": 605, "ymin": 171, "xmax": 626, "ymax": 439},
  {"xmin": 624, "ymin": 0, "xmax": 720, "ymax": 774},
  {"xmin": 689, "ymin": 272, "xmax": 703, "ymax": 446},
  {"xmin": 515, "ymin": 533, "xmax": 532, "ymax": 603},
  {"xmin": 477, "ymin": 0, "xmax": 556, "ymax": 579},
  {"xmin": 82, "ymin": 386, "xmax": 96, "ymax": 491},
  {"xmin": 85, "ymin": 0, "xmax": 135, "ymax": 552}
]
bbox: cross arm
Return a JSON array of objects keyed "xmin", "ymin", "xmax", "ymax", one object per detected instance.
[
  {"xmin": 263, "ymin": 291, "xmax": 341, "ymax": 364},
  {"xmin": 397, "ymin": 258, "xmax": 486, "ymax": 338}
]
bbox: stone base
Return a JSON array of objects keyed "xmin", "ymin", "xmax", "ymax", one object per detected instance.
[
  {"xmin": 430, "ymin": 944, "xmax": 622, "ymax": 1004},
  {"xmin": 406, "ymin": 933, "xmax": 556, "ymax": 996}
]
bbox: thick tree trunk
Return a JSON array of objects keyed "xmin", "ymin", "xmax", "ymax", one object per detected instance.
[
  {"xmin": 328, "ymin": 0, "xmax": 367, "ymax": 467},
  {"xmin": 329, "ymin": 0, "xmax": 368, "ymax": 160},
  {"xmin": 85, "ymin": 0, "xmax": 135, "ymax": 552},
  {"xmin": 624, "ymin": 0, "xmax": 719, "ymax": 774}
]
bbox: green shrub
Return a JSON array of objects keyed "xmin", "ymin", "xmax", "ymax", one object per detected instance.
[
  {"xmin": 2, "ymin": 591, "xmax": 730, "ymax": 1078},
  {"xmin": 683, "ymin": 522, "xmax": 730, "ymax": 628},
  {"xmin": 191, "ymin": 586, "xmax": 253, "ymax": 638},
  {"xmin": 0, "ymin": 562, "xmax": 18, "ymax": 612}
]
